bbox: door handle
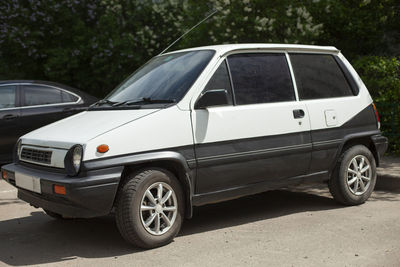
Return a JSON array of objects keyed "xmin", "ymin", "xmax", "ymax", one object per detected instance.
[
  {"xmin": 2, "ymin": 114, "xmax": 18, "ymax": 121},
  {"xmin": 293, "ymin": 109, "xmax": 305, "ymax": 119}
]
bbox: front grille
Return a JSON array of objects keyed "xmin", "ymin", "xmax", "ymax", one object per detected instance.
[{"xmin": 21, "ymin": 148, "xmax": 52, "ymax": 165}]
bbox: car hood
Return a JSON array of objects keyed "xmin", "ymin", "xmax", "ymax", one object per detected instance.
[{"xmin": 21, "ymin": 109, "xmax": 160, "ymax": 149}]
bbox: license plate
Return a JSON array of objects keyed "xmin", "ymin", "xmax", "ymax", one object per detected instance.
[{"xmin": 15, "ymin": 172, "xmax": 41, "ymax": 193}]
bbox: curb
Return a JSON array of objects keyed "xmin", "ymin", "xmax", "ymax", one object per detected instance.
[{"xmin": 375, "ymin": 173, "xmax": 400, "ymax": 192}]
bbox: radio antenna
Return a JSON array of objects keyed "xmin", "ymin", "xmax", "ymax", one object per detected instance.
[{"xmin": 159, "ymin": 9, "xmax": 219, "ymax": 55}]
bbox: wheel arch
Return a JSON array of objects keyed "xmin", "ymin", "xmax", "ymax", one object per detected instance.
[
  {"xmin": 330, "ymin": 132, "xmax": 381, "ymax": 178},
  {"xmin": 108, "ymin": 151, "xmax": 195, "ymax": 219}
]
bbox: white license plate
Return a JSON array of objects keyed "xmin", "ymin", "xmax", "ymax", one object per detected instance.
[{"xmin": 15, "ymin": 172, "xmax": 41, "ymax": 193}]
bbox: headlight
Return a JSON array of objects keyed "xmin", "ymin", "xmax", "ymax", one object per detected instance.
[
  {"xmin": 64, "ymin": 145, "xmax": 83, "ymax": 176},
  {"xmin": 13, "ymin": 140, "xmax": 22, "ymax": 162},
  {"xmin": 17, "ymin": 140, "xmax": 22, "ymax": 157}
]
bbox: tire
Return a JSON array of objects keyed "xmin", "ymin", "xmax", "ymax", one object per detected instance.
[
  {"xmin": 43, "ymin": 209, "xmax": 66, "ymax": 220},
  {"xmin": 329, "ymin": 145, "xmax": 377, "ymax": 205},
  {"xmin": 115, "ymin": 168, "xmax": 184, "ymax": 249}
]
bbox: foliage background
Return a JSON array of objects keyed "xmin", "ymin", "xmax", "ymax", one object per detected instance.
[{"xmin": 0, "ymin": 0, "xmax": 399, "ymax": 152}]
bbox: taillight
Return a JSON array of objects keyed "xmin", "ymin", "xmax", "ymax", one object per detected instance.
[{"xmin": 372, "ymin": 103, "xmax": 381, "ymax": 129}]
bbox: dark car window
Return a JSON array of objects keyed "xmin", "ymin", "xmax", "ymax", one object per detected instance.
[
  {"xmin": 0, "ymin": 85, "xmax": 17, "ymax": 109},
  {"xmin": 61, "ymin": 91, "xmax": 79, "ymax": 103},
  {"xmin": 289, "ymin": 54, "xmax": 354, "ymax": 100},
  {"xmin": 227, "ymin": 53, "xmax": 295, "ymax": 105},
  {"xmin": 202, "ymin": 60, "xmax": 233, "ymax": 105},
  {"xmin": 22, "ymin": 85, "xmax": 64, "ymax": 106}
]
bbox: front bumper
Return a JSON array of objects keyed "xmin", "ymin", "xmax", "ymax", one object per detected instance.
[{"xmin": 1, "ymin": 163, "xmax": 123, "ymax": 218}]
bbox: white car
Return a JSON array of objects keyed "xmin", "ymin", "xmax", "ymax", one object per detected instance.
[{"xmin": 2, "ymin": 44, "xmax": 388, "ymax": 248}]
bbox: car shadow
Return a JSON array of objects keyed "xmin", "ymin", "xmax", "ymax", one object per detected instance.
[{"xmin": 0, "ymin": 179, "xmax": 398, "ymax": 266}]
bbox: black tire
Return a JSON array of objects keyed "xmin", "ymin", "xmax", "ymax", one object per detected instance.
[
  {"xmin": 329, "ymin": 145, "xmax": 377, "ymax": 205},
  {"xmin": 115, "ymin": 168, "xmax": 184, "ymax": 249},
  {"xmin": 43, "ymin": 209, "xmax": 66, "ymax": 220}
]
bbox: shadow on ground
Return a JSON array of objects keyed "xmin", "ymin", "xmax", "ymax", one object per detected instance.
[{"xmin": 0, "ymin": 175, "xmax": 398, "ymax": 266}]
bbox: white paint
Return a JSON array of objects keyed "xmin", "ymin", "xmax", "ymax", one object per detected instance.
[
  {"xmin": 21, "ymin": 109, "xmax": 158, "ymax": 149},
  {"xmin": 324, "ymin": 110, "xmax": 338, "ymax": 127},
  {"xmin": 83, "ymin": 106, "xmax": 193, "ymax": 161},
  {"xmin": 17, "ymin": 44, "xmax": 374, "ymax": 168},
  {"xmin": 192, "ymin": 102, "xmax": 310, "ymax": 144}
]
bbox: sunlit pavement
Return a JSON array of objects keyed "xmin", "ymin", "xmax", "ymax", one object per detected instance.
[{"xmin": 0, "ymin": 159, "xmax": 399, "ymax": 266}]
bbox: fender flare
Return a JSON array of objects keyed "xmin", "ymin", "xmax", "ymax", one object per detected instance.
[
  {"xmin": 82, "ymin": 151, "xmax": 195, "ymax": 218},
  {"xmin": 329, "ymin": 130, "xmax": 381, "ymax": 175}
]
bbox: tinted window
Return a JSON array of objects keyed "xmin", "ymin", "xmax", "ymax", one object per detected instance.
[
  {"xmin": 290, "ymin": 54, "xmax": 354, "ymax": 100},
  {"xmin": 0, "ymin": 85, "xmax": 17, "ymax": 109},
  {"xmin": 227, "ymin": 53, "xmax": 295, "ymax": 105},
  {"xmin": 203, "ymin": 60, "xmax": 233, "ymax": 105},
  {"xmin": 107, "ymin": 50, "xmax": 215, "ymax": 103},
  {"xmin": 61, "ymin": 91, "xmax": 79, "ymax": 102},
  {"xmin": 23, "ymin": 85, "xmax": 63, "ymax": 106}
]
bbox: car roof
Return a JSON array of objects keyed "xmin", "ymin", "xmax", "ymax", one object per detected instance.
[{"xmin": 163, "ymin": 43, "xmax": 339, "ymax": 56}]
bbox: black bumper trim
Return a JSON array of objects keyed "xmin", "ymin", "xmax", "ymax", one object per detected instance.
[
  {"xmin": 371, "ymin": 134, "xmax": 389, "ymax": 165},
  {"xmin": 1, "ymin": 163, "xmax": 123, "ymax": 218}
]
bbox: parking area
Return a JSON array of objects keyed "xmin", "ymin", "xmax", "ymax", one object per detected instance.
[{"xmin": 0, "ymin": 163, "xmax": 399, "ymax": 267}]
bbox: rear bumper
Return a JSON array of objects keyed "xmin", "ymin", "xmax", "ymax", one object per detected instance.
[
  {"xmin": 1, "ymin": 163, "xmax": 123, "ymax": 218},
  {"xmin": 371, "ymin": 134, "xmax": 388, "ymax": 165}
]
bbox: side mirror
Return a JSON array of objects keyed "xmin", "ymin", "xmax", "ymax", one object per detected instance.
[{"xmin": 194, "ymin": 89, "xmax": 229, "ymax": 109}]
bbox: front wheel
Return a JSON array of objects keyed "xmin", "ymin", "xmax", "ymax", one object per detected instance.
[
  {"xmin": 115, "ymin": 168, "xmax": 184, "ymax": 248},
  {"xmin": 329, "ymin": 145, "xmax": 377, "ymax": 205}
]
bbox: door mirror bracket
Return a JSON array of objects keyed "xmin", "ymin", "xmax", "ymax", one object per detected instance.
[{"xmin": 194, "ymin": 89, "xmax": 229, "ymax": 109}]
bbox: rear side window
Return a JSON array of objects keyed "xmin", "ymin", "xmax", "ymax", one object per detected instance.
[
  {"xmin": 290, "ymin": 54, "xmax": 354, "ymax": 100},
  {"xmin": 61, "ymin": 91, "xmax": 79, "ymax": 103},
  {"xmin": 203, "ymin": 60, "xmax": 233, "ymax": 105},
  {"xmin": 227, "ymin": 53, "xmax": 295, "ymax": 105},
  {"xmin": 23, "ymin": 85, "xmax": 63, "ymax": 106},
  {"xmin": 0, "ymin": 85, "xmax": 17, "ymax": 109}
]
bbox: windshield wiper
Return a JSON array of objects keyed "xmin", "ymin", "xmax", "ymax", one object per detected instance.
[
  {"xmin": 90, "ymin": 99, "xmax": 117, "ymax": 107},
  {"xmin": 112, "ymin": 97, "xmax": 176, "ymax": 107}
]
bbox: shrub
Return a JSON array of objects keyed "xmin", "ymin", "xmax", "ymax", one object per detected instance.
[{"xmin": 353, "ymin": 56, "xmax": 400, "ymax": 154}]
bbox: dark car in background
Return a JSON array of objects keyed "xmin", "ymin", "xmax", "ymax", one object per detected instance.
[{"xmin": 0, "ymin": 80, "xmax": 97, "ymax": 165}]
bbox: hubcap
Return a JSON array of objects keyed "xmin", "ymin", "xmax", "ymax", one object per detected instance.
[
  {"xmin": 346, "ymin": 155, "xmax": 372, "ymax": 195},
  {"xmin": 139, "ymin": 182, "xmax": 178, "ymax": 236}
]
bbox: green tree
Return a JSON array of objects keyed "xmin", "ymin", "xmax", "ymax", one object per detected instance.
[{"xmin": 305, "ymin": 0, "xmax": 399, "ymax": 59}]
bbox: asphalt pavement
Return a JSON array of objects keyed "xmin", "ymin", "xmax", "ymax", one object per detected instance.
[{"xmin": 0, "ymin": 157, "xmax": 399, "ymax": 267}]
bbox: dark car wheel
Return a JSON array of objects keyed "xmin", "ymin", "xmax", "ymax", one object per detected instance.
[
  {"xmin": 115, "ymin": 168, "xmax": 184, "ymax": 249},
  {"xmin": 329, "ymin": 145, "xmax": 377, "ymax": 205}
]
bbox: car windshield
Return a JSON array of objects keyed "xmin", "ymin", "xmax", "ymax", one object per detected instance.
[{"xmin": 105, "ymin": 50, "xmax": 215, "ymax": 104}]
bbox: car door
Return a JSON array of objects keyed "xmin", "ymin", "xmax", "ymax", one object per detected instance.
[
  {"xmin": 289, "ymin": 53, "xmax": 365, "ymax": 174},
  {"xmin": 19, "ymin": 84, "xmax": 78, "ymax": 134},
  {"xmin": 192, "ymin": 52, "xmax": 312, "ymax": 195},
  {"xmin": 0, "ymin": 84, "xmax": 21, "ymax": 164}
]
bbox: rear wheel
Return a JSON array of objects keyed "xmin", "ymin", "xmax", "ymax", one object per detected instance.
[
  {"xmin": 329, "ymin": 145, "xmax": 377, "ymax": 205},
  {"xmin": 115, "ymin": 168, "xmax": 184, "ymax": 248}
]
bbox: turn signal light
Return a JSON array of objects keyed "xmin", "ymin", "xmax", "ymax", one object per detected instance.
[
  {"xmin": 97, "ymin": 144, "xmax": 109, "ymax": 153},
  {"xmin": 1, "ymin": 170, "xmax": 6, "ymax": 180},
  {"xmin": 372, "ymin": 103, "xmax": 381, "ymax": 129},
  {"xmin": 54, "ymin": 185, "xmax": 66, "ymax": 195}
]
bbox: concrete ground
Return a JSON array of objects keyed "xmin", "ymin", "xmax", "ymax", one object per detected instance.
[{"xmin": 0, "ymin": 157, "xmax": 399, "ymax": 267}]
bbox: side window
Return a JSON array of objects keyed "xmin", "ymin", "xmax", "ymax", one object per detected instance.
[
  {"xmin": 61, "ymin": 91, "xmax": 79, "ymax": 103},
  {"xmin": 22, "ymin": 85, "xmax": 63, "ymax": 106},
  {"xmin": 203, "ymin": 60, "xmax": 233, "ymax": 105},
  {"xmin": 289, "ymin": 54, "xmax": 354, "ymax": 100},
  {"xmin": 0, "ymin": 85, "xmax": 17, "ymax": 109},
  {"xmin": 227, "ymin": 53, "xmax": 295, "ymax": 105}
]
